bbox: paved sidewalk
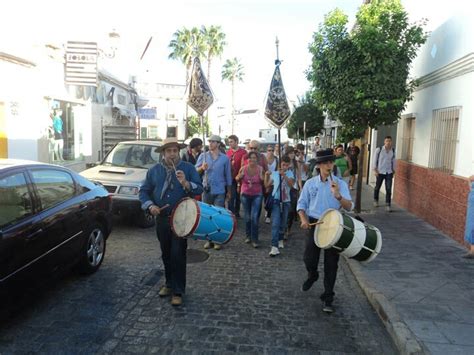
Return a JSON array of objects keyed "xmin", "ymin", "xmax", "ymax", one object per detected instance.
[{"xmin": 345, "ymin": 184, "xmax": 474, "ymax": 354}]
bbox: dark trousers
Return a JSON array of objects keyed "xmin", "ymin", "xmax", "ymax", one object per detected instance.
[
  {"xmin": 303, "ymin": 217, "xmax": 340, "ymax": 303},
  {"xmin": 156, "ymin": 215, "xmax": 187, "ymax": 295},
  {"xmin": 374, "ymin": 173, "xmax": 393, "ymax": 205},
  {"xmin": 287, "ymin": 188, "xmax": 298, "ymax": 231},
  {"xmin": 229, "ymin": 180, "xmax": 241, "ymax": 215}
]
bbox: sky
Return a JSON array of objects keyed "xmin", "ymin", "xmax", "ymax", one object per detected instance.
[{"xmin": 2, "ymin": 0, "xmax": 364, "ymax": 110}]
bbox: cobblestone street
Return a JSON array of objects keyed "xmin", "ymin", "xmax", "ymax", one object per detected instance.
[{"xmin": 0, "ymin": 216, "xmax": 396, "ymax": 354}]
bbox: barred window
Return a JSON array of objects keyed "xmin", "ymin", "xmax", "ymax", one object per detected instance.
[
  {"xmin": 428, "ymin": 106, "xmax": 460, "ymax": 174},
  {"xmin": 399, "ymin": 114, "xmax": 416, "ymax": 162}
]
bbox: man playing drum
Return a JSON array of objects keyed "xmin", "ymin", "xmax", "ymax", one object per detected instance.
[
  {"xmin": 139, "ymin": 138, "xmax": 203, "ymax": 307},
  {"xmin": 297, "ymin": 148, "xmax": 353, "ymax": 313}
]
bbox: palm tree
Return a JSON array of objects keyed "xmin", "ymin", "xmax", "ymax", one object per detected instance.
[
  {"xmin": 168, "ymin": 27, "xmax": 206, "ymax": 137},
  {"xmin": 201, "ymin": 25, "xmax": 226, "ymax": 85},
  {"xmin": 221, "ymin": 58, "xmax": 245, "ymax": 134}
]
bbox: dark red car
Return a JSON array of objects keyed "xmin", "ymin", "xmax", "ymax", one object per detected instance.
[{"xmin": 0, "ymin": 159, "xmax": 112, "ymax": 289}]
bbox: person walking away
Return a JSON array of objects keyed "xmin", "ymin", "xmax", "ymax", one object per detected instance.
[
  {"xmin": 334, "ymin": 144, "xmax": 352, "ymax": 185},
  {"xmin": 372, "ymin": 136, "xmax": 396, "ymax": 212},
  {"xmin": 264, "ymin": 155, "xmax": 295, "ymax": 256},
  {"xmin": 347, "ymin": 141, "xmax": 360, "ymax": 190},
  {"xmin": 463, "ymin": 175, "xmax": 474, "ymax": 258},
  {"xmin": 297, "ymin": 148, "xmax": 353, "ymax": 313},
  {"xmin": 296, "ymin": 143, "xmax": 309, "ymax": 188},
  {"xmin": 196, "ymin": 134, "xmax": 232, "ymax": 250},
  {"xmin": 264, "ymin": 145, "xmax": 278, "ymax": 224},
  {"xmin": 181, "ymin": 137, "xmax": 202, "ymax": 165},
  {"xmin": 226, "ymin": 135, "xmax": 246, "ymax": 218},
  {"xmin": 139, "ymin": 138, "xmax": 203, "ymax": 307},
  {"xmin": 236, "ymin": 151, "xmax": 264, "ymax": 248}
]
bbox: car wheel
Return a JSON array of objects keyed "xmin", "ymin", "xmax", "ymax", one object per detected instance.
[
  {"xmin": 136, "ymin": 210, "xmax": 155, "ymax": 228},
  {"xmin": 77, "ymin": 223, "xmax": 106, "ymax": 275}
]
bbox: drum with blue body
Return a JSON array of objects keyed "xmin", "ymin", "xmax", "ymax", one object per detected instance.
[{"xmin": 171, "ymin": 198, "xmax": 236, "ymax": 244}]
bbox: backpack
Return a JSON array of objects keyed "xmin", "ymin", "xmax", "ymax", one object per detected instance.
[{"xmin": 375, "ymin": 147, "xmax": 395, "ymax": 170}]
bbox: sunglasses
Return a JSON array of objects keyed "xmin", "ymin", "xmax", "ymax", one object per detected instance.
[
  {"xmin": 249, "ymin": 147, "xmax": 258, "ymax": 150},
  {"xmin": 267, "ymin": 149, "xmax": 274, "ymax": 152}
]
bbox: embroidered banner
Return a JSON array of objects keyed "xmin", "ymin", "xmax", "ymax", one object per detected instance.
[
  {"xmin": 187, "ymin": 57, "xmax": 214, "ymax": 115},
  {"xmin": 264, "ymin": 64, "xmax": 291, "ymax": 129}
]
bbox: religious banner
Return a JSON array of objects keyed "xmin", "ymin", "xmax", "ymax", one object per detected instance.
[
  {"xmin": 264, "ymin": 64, "xmax": 291, "ymax": 129},
  {"xmin": 187, "ymin": 57, "xmax": 214, "ymax": 115}
]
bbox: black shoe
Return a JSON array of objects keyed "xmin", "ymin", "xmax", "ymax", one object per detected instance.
[
  {"xmin": 322, "ymin": 301, "xmax": 334, "ymax": 313},
  {"xmin": 302, "ymin": 274, "xmax": 319, "ymax": 292}
]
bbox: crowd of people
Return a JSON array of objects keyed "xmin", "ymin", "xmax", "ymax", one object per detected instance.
[{"xmin": 139, "ymin": 134, "xmax": 357, "ymax": 311}]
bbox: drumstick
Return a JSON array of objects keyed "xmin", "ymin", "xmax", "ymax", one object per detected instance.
[
  {"xmin": 309, "ymin": 221, "xmax": 324, "ymax": 226},
  {"xmin": 171, "ymin": 159, "xmax": 188, "ymax": 192}
]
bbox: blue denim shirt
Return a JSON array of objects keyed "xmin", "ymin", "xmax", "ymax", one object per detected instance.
[
  {"xmin": 139, "ymin": 160, "xmax": 203, "ymax": 216},
  {"xmin": 196, "ymin": 151, "xmax": 232, "ymax": 195},
  {"xmin": 297, "ymin": 175, "xmax": 353, "ymax": 219}
]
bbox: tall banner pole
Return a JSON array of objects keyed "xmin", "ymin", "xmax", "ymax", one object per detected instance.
[{"xmin": 264, "ymin": 37, "xmax": 291, "ymax": 207}]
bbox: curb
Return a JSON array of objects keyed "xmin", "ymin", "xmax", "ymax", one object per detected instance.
[{"xmin": 343, "ymin": 258, "xmax": 427, "ymax": 355}]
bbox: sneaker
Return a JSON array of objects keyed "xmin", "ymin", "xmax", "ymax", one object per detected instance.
[
  {"xmin": 302, "ymin": 273, "xmax": 319, "ymax": 291},
  {"xmin": 159, "ymin": 286, "xmax": 172, "ymax": 297},
  {"xmin": 385, "ymin": 205, "xmax": 392, "ymax": 212},
  {"xmin": 244, "ymin": 237, "xmax": 251, "ymax": 244},
  {"xmin": 373, "ymin": 201, "xmax": 379, "ymax": 207},
  {"xmin": 278, "ymin": 240, "xmax": 284, "ymax": 249},
  {"xmin": 322, "ymin": 301, "xmax": 334, "ymax": 313},
  {"xmin": 252, "ymin": 242, "xmax": 259, "ymax": 248},
  {"xmin": 204, "ymin": 241, "xmax": 213, "ymax": 249},
  {"xmin": 171, "ymin": 294, "xmax": 183, "ymax": 306},
  {"xmin": 269, "ymin": 246, "xmax": 280, "ymax": 257},
  {"xmin": 213, "ymin": 244, "xmax": 221, "ymax": 250},
  {"xmin": 462, "ymin": 253, "xmax": 474, "ymax": 259},
  {"xmin": 265, "ymin": 217, "xmax": 271, "ymax": 224}
]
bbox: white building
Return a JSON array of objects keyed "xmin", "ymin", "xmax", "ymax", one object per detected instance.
[{"xmin": 391, "ymin": 4, "xmax": 474, "ymax": 244}]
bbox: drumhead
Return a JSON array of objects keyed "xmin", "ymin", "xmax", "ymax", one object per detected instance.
[
  {"xmin": 171, "ymin": 198, "xmax": 199, "ymax": 237},
  {"xmin": 315, "ymin": 209, "xmax": 343, "ymax": 248}
]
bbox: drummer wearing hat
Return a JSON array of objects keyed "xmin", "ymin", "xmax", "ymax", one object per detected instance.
[
  {"xmin": 296, "ymin": 148, "xmax": 353, "ymax": 313},
  {"xmin": 139, "ymin": 138, "xmax": 203, "ymax": 307}
]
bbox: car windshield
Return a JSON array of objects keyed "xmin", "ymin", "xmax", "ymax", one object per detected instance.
[{"xmin": 103, "ymin": 144, "xmax": 161, "ymax": 169}]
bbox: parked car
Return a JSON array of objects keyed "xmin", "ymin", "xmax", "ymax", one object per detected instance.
[
  {"xmin": 0, "ymin": 159, "xmax": 112, "ymax": 290},
  {"xmin": 80, "ymin": 140, "xmax": 162, "ymax": 228}
]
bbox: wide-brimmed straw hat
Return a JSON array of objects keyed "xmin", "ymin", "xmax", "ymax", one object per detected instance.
[
  {"xmin": 314, "ymin": 148, "xmax": 336, "ymax": 163},
  {"xmin": 156, "ymin": 138, "xmax": 186, "ymax": 152}
]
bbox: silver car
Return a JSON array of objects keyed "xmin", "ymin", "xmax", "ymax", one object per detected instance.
[{"xmin": 80, "ymin": 140, "xmax": 162, "ymax": 228}]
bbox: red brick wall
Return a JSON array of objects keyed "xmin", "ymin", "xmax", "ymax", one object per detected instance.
[{"xmin": 394, "ymin": 160, "xmax": 470, "ymax": 245}]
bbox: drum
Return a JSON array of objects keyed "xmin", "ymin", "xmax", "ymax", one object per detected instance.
[
  {"xmin": 171, "ymin": 198, "xmax": 236, "ymax": 245},
  {"xmin": 314, "ymin": 209, "xmax": 382, "ymax": 263}
]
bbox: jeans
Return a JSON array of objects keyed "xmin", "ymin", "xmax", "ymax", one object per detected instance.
[
  {"xmin": 271, "ymin": 200, "xmax": 290, "ymax": 247},
  {"xmin": 240, "ymin": 194, "xmax": 263, "ymax": 242},
  {"xmin": 156, "ymin": 215, "xmax": 187, "ymax": 295},
  {"xmin": 374, "ymin": 173, "xmax": 393, "ymax": 205},
  {"xmin": 228, "ymin": 180, "xmax": 241, "ymax": 215},
  {"xmin": 304, "ymin": 217, "xmax": 339, "ymax": 303},
  {"xmin": 203, "ymin": 191, "xmax": 225, "ymax": 207}
]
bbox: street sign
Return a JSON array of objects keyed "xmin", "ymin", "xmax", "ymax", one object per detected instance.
[{"xmin": 65, "ymin": 41, "xmax": 98, "ymax": 86}]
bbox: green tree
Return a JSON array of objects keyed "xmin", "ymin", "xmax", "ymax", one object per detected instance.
[
  {"xmin": 201, "ymin": 25, "xmax": 226, "ymax": 85},
  {"xmin": 307, "ymin": 0, "xmax": 427, "ymax": 211},
  {"xmin": 188, "ymin": 115, "xmax": 209, "ymax": 137},
  {"xmin": 221, "ymin": 57, "xmax": 245, "ymax": 134},
  {"xmin": 287, "ymin": 93, "xmax": 325, "ymax": 139}
]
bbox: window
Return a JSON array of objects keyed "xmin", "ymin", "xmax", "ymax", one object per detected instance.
[
  {"xmin": 30, "ymin": 169, "xmax": 76, "ymax": 209},
  {"xmin": 0, "ymin": 172, "xmax": 33, "ymax": 227},
  {"xmin": 428, "ymin": 106, "xmax": 460, "ymax": 174},
  {"xmin": 148, "ymin": 126, "xmax": 158, "ymax": 138},
  {"xmin": 399, "ymin": 114, "xmax": 416, "ymax": 162},
  {"xmin": 167, "ymin": 126, "xmax": 177, "ymax": 138}
]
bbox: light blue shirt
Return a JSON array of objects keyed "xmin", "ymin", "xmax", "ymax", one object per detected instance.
[
  {"xmin": 297, "ymin": 175, "xmax": 353, "ymax": 219},
  {"xmin": 270, "ymin": 170, "xmax": 294, "ymax": 203},
  {"xmin": 196, "ymin": 151, "xmax": 232, "ymax": 195}
]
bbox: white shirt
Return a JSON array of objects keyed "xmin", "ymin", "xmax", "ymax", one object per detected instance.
[{"xmin": 372, "ymin": 146, "xmax": 396, "ymax": 174}]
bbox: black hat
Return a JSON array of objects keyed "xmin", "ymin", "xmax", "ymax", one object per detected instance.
[{"xmin": 314, "ymin": 148, "xmax": 336, "ymax": 163}]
